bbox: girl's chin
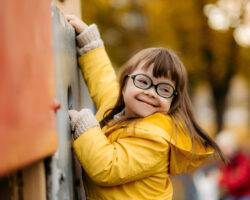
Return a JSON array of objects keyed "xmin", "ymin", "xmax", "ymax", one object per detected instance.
[
  {"xmin": 134, "ymin": 110, "xmax": 155, "ymax": 118},
  {"xmin": 124, "ymin": 106, "xmax": 155, "ymax": 118},
  {"xmin": 124, "ymin": 111, "xmax": 152, "ymax": 118}
]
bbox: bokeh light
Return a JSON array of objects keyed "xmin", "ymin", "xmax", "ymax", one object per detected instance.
[{"xmin": 204, "ymin": 0, "xmax": 250, "ymax": 47}]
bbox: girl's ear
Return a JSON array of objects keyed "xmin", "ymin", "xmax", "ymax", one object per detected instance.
[
  {"xmin": 122, "ymin": 86, "xmax": 127, "ymax": 97},
  {"xmin": 122, "ymin": 78, "xmax": 128, "ymax": 95}
]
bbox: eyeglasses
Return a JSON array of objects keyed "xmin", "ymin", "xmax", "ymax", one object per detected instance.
[{"xmin": 128, "ymin": 74, "xmax": 178, "ymax": 98}]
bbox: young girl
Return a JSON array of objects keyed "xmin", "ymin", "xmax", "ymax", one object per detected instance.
[{"xmin": 66, "ymin": 15, "xmax": 225, "ymax": 200}]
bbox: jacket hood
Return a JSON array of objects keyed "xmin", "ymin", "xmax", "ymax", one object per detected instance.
[
  {"xmin": 143, "ymin": 113, "xmax": 214, "ymax": 175},
  {"xmin": 102, "ymin": 113, "xmax": 214, "ymax": 176},
  {"xmin": 167, "ymin": 136, "xmax": 214, "ymax": 175}
]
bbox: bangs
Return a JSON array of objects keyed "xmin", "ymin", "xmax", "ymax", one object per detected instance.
[{"xmin": 140, "ymin": 49, "xmax": 179, "ymax": 83}]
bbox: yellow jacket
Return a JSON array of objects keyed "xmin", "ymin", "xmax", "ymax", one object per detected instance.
[{"xmin": 73, "ymin": 47, "xmax": 213, "ymax": 200}]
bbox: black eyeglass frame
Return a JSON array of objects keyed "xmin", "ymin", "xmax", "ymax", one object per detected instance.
[{"xmin": 127, "ymin": 74, "xmax": 178, "ymax": 99}]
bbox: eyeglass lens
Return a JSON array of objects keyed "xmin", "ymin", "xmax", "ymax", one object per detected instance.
[{"xmin": 133, "ymin": 74, "xmax": 174, "ymax": 98}]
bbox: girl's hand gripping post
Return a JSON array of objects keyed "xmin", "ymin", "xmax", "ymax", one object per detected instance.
[
  {"xmin": 69, "ymin": 109, "xmax": 100, "ymax": 140},
  {"xmin": 65, "ymin": 14, "xmax": 88, "ymax": 34}
]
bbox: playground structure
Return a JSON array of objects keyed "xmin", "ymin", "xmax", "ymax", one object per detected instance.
[{"xmin": 0, "ymin": 0, "xmax": 91, "ymax": 199}]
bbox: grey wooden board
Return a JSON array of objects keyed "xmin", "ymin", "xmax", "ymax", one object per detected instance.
[{"xmin": 48, "ymin": 3, "xmax": 93, "ymax": 200}]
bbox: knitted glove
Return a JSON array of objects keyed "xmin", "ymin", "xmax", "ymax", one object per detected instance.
[
  {"xmin": 76, "ymin": 24, "xmax": 104, "ymax": 56},
  {"xmin": 70, "ymin": 108, "xmax": 100, "ymax": 140}
]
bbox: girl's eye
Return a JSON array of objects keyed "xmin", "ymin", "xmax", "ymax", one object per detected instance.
[
  {"xmin": 158, "ymin": 85, "xmax": 172, "ymax": 95},
  {"xmin": 159, "ymin": 88, "xmax": 169, "ymax": 93},
  {"xmin": 135, "ymin": 77, "xmax": 150, "ymax": 88},
  {"xmin": 138, "ymin": 79, "xmax": 148, "ymax": 85}
]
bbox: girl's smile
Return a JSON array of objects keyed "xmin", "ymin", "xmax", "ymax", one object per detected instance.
[
  {"xmin": 123, "ymin": 63, "xmax": 175, "ymax": 118},
  {"xmin": 136, "ymin": 97, "xmax": 158, "ymax": 107}
]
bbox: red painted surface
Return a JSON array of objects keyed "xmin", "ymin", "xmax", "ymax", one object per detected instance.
[{"xmin": 0, "ymin": 0, "xmax": 58, "ymax": 176}]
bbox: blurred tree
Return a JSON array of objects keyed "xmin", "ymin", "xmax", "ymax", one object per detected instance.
[{"xmin": 81, "ymin": 0, "xmax": 250, "ymax": 133}]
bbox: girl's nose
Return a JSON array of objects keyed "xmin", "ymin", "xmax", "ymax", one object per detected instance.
[{"xmin": 143, "ymin": 87, "xmax": 157, "ymax": 98}]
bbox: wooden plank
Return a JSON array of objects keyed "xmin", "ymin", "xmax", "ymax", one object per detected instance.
[
  {"xmin": 46, "ymin": 4, "xmax": 92, "ymax": 199},
  {"xmin": 22, "ymin": 161, "xmax": 46, "ymax": 200},
  {"xmin": 0, "ymin": 0, "xmax": 57, "ymax": 176},
  {"xmin": 53, "ymin": 0, "xmax": 82, "ymax": 18}
]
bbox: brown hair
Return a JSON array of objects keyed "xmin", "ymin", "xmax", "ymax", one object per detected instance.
[{"xmin": 100, "ymin": 47, "xmax": 226, "ymax": 163}]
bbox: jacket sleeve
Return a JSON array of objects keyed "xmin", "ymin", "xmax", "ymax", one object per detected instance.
[
  {"xmin": 73, "ymin": 126, "xmax": 170, "ymax": 187},
  {"xmin": 78, "ymin": 47, "xmax": 119, "ymax": 121}
]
